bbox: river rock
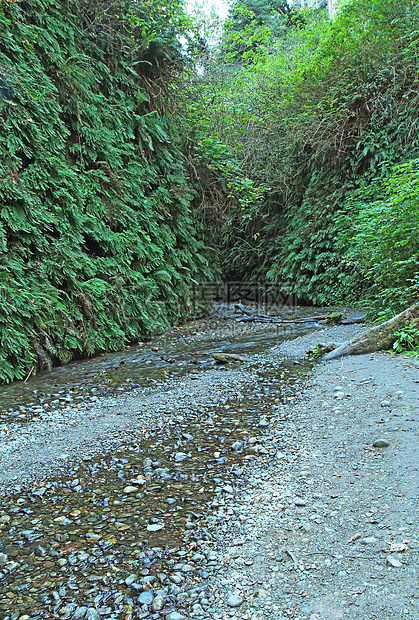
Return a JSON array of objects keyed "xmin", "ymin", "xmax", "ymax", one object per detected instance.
[
  {"xmin": 152, "ymin": 594, "xmax": 165, "ymax": 611},
  {"xmin": 361, "ymin": 537, "xmax": 377, "ymax": 544},
  {"xmin": 138, "ymin": 590, "xmax": 154, "ymax": 605},
  {"xmin": 169, "ymin": 573, "xmax": 183, "ymax": 584},
  {"xmin": 373, "ymin": 439, "xmax": 390, "ymax": 448},
  {"xmin": 175, "ymin": 452, "xmax": 188, "ymax": 462},
  {"xmin": 72, "ymin": 608, "xmax": 87, "ymax": 620},
  {"xmin": 123, "ymin": 486, "xmax": 138, "ymax": 494},
  {"xmin": 85, "ymin": 610, "xmax": 100, "ymax": 620},
  {"xmin": 386, "ymin": 556, "xmax": 403, "ymax": 567},
  {"xmin": 125, "ymin": 574, "xmax": 137, "ymax": 586},
  {"xmin": 141, "ymin": 575, "xmax": 157, "ymax": 585},
  {"xmin": 226, "ymin": 593, "xmax": 244, "ymax": 607},
  {"xmin": 231, "ymin": 440, "xmax": 243, "ymax": 452}
]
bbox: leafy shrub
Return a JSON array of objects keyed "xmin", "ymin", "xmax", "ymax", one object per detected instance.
[
  {"xmin": 344, "ymin": 158, "xmax": 419, "ymax": 314},
  {"xmin": 393, "ymin": 324, "xmax": 419, "ymax": 353}
]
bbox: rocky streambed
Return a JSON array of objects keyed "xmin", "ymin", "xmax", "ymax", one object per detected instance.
[{"xmin": 0, "ymin": 311, "xmax": 417, "ymax": 620}]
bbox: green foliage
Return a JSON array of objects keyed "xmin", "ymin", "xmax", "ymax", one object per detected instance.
[
  {"xmin": 184, "ymin": 0, "xmax": 419, "ymax": 308},
  {"xmin": 343, "ymin": 159, "xmax": 419, "ymax": 314},
  {"xmin": 223, "ymin": 0, "xmax": 307, "ymax": 62},
  {"xmin": 0, "ymin": 0, "xmax": 220, "ymax": 382},
  {"xmin": 193, "ymin": 136, "xmax": 268, "ymax": 223},
  {"xmin": 308, "ymin": 343, "xmax": 323, "ymax": 359},
  {"xmin": 392, "ymin": 324, "xmax": 419, "ymax": 354}
]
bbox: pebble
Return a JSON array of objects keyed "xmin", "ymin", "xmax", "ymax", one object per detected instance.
[
  {"xmin": 125, "ymin": 574, "xmax": 137, "ymax": 586},
  {"xmin": 175, "ymin": 452, "xmax": 188, "ymax": 462},
  {"xmin": 166, "ymin": 613, "xmax": 187, "ymax": 620},
  {"xmin": 85, "ymin": 610, "xmax": 101, "ymax": 620},
  {"xmin": 147, "ymin": 523, "xmax": 164, "ymax": 532},
  {"xmin": 226, "ymin": 594, "xmax": 244, "ymax": 607},
  {"xmin": 380, "ymin": 400, "xmax": 391, "ymax": 407},
  {"xmin": 231, "ymin": 440, "xmax": 243, "ymax": 452},
  {"xmin": 138, "ymin": 590, "xmax": 154, "ymax": 605},
  {"xmin": 386, "ymin": 556, "xmax": 403, "ymax": 568},
  {"xmin": 170, "ymin": 573, "xmax": 183, "ymax": 584},
  {"xmin": 373, "ymin": 439, "xmax": 390, "ymax": 448},
  {"xmin": 72, "ymin": 608, "xmax": 87, "ymax": 620},
  {"xmin": 294, "ymin": 497, "xmax": 306, "ymax": 506},
  {"xmin": 361, "ymin": 536, "xmax": 378, "ymax": 544},
  {"xmin": 152, "ymin": 594, "xmax": 165, "ymax": 611},
  {"xmin": 123, "ymin": 485, "xmax": 138, "ymax": 493}
]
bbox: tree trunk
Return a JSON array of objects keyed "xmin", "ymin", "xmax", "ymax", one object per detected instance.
[{"xmin": 322, "ymin": 302, "xmax": 419, "ymax": 361}]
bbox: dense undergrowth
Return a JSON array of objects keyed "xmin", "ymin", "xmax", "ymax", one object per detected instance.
[
  {"xmin": 0, "ymin": 0, "xmax": 220, "ymax": 382},
  {"xmin": 180, "ymin": 0, "xmax": 419, "ymax": 314}
]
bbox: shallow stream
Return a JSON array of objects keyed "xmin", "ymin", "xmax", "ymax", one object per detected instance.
[{"xmin": 0, "ymin": 307, "xmax": 321, "ymax": 620}]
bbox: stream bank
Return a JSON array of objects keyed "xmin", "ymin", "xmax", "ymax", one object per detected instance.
[
  {"xmin": 202, "ymin": 331, "xmax": 419, "ymax": 620},
  {"xmin": 0, "ymin": 314, "xmax": 417, "ymax": 620}
]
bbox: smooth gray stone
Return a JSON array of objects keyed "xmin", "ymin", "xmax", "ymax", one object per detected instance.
[
  {"xmin": 138, "ymin": 590, "xmax": 154, "ymax": 605},
  {"xmin": 152, "ymin": 594, "xmax": 165, "ymax": 611},
  {"xmin": 373, "ymin": 439, "xmax": 390, "ymax": 447},
  {"xmin": 226, "ymin": 593, "xmax": 244, "ymax": 607}
]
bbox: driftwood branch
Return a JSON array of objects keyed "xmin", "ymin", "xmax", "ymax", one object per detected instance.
[
  {"xmin": 323, "ymin": 302, "xmax": 419, "ymax": 361},
  {"xmin": 233, "ymin": 303, "xmax": 365, "ymax": 326}
]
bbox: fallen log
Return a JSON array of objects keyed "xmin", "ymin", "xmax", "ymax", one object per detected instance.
[
  {"xmin": 236, "ymin": 315, "xmax": 330, "ymax": 324},
  {"xmin": 339, "ymin": 316, "xmax": 366, "ymax": 325},
  {"xmin": 234, "ymin": 303, "xmax": 269, "ymax": 318},
  {"xmin": 323, "ymin": 302, "xmax": 419, "ymax": 361},
  {"xmin": 234, "ymin": 303, "xmax": 367, "ymax": 326},
  {"xmin": 211, "ymin": 353, "xmax": 247, "ymax": 363}
]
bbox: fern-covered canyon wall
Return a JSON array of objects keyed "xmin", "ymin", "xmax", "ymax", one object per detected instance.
[
  {"xmin": 186, "ymin": 0, "xmax": 419, "ymax": 314},
  {"xmin": 0, "ymin": 0, "xmax": 220, "ymax": 382},
  {"xmin": 2, "ymin": 0, "xmax": 419, "ymax": 383}
]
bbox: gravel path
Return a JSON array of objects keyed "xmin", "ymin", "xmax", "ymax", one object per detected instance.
[{"xmin": 201, "ymin": 325, "xmax": 419, "ymax": 620}]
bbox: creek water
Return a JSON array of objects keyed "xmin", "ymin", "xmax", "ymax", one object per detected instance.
[{"xmin": 0, "ymin": 307, "xmax": 322, "ymax": 620}]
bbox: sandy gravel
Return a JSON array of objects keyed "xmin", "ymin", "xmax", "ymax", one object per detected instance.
[
  {"xmin": 203, "ymin": 326, "xmax": 419, "ymax": 620},
  {"xmin": 0, "ymin": 319, "xmax": 417, "ymax": 620}
]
